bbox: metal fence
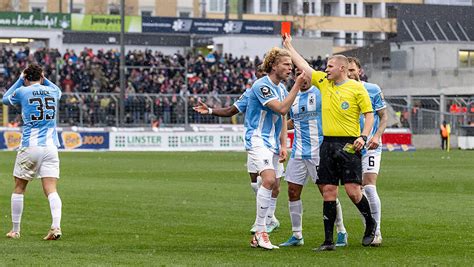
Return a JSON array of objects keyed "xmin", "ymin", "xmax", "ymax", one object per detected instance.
[
  {"xmin": 387, "ymin": 102, "xmax": 470, "ymax": 135},
  {"xmin": 1, "ymin": 93, "xmax": 472, "ymax": 134},
  {"xmin": 1, "ymin": 93, "xmax": 245, "ymax": 127}
]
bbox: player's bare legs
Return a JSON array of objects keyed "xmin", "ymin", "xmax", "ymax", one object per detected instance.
[
  {"xmin": 42, "ymin": 177, "xmax": 62, "ymax": 240},
  {"xmin": 249, "ymin": 172, "xmax": 260, "ymax": 194},
  {"xmin": 363, "ymin": 173, "xmax": 382, "ymax": 246},
  {"xmin": 7, "ymin": 177, "xmax": 28, "ymax": 239}
]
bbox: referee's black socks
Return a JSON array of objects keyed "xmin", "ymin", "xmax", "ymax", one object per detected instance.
[
  {"xmin": 323, "ymin": 201, "xmax": 337, "ymax": 244},
  {"xmin": 355, "ymin": 195, "xmax": 374, "ymax": 227}
]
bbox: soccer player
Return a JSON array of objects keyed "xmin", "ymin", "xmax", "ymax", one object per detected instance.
[
  {"xmin": 2, "ymin": 64, "xmax": 63, "ymax": 240},
  {"xmin": 347, "ymin": 57, "xmax": 388, "ymax": 246},
  {"xmin": 283, "ymin": 34, "xmax": 376, "ymax": 251},
  {"xmin": 245, "ymin": 47, "xmax": 304, "ymax": 249},
  {"xmin": 193, "ymin": 85, "xmax": 284, "ymax": 234},
  {"xmin": 279, "ymin": 68, "xmax": 348, "ymax": 247}
]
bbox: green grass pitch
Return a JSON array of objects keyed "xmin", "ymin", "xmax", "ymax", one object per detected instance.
[{"xmin": 0, "ymin": 149, "xmax": 472, "ymax": 265}]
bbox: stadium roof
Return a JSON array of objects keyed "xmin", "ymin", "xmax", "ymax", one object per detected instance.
[{"xmin": 395, "ymin": 4, "xmax": 474, "ymax": 42}]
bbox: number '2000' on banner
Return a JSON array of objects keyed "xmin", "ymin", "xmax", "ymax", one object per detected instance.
[{"xmin": 109, "ymin": 132, "xmax": 245, "ymax": 151}]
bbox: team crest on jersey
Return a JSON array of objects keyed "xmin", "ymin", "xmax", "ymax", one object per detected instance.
[
  {"xmin": 341, "ymin": 101, "xmax": 350, "ymax": 110},
  {"xmin": 260, "ymin": 86, "xmax": 273, "ymax": 98},
  {"xmin": 4, "ymin": 131, "xmax": 21, "ymax": 150},
  {"xmin": 309, "ymin": 96, "xmax": 315, "ymax": 105}
]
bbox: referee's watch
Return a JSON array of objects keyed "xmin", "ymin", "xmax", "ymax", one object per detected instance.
[{"xmin": 359, "ymin": 135, "xmax": 368, "ymax": 144}]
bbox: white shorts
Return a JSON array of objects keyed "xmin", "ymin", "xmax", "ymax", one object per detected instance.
[
  {"xmin": 362, "ymin": 149, "xmax": 382, "ymax": 175},
  {"xmin": 285, "ymin": 158, "xmax": 319, "ymax": 185},
  {"xmin": 13, "ymin": 146, "xmax": 60, "ymax": 180},
  {"xmin": 247, "ymin": 147, "xmax": 280, "ymax": 176}
]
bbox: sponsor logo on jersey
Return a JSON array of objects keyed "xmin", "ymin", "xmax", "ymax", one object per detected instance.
[
  {"xmin": 341, "ymin": 101, "xmax": 350, "ymax": 110},
  {"xmin": 4, "ymin": 131, "xmax": 21, "ymax": 150},
  {"xmin": 62, "ymin": 132, "xmax": 82, "ymax": 150},
  {"xmin": 260, "ymin": 86, "xmax": 273, "ymax": 98}
]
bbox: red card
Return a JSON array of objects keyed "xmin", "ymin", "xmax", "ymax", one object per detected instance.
[{"xmin": 281, "ymin": 21, "xmax": 291, "ymax": 37}]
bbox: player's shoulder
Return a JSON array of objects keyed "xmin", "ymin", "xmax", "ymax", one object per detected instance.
[
  {"xmin": 308, "ymin": 86, "xmax": 320, "ymax": 94},
  {"xmin": 252, "ymin": 76, "xmax": 269, "ymax": 88},
  {"xmin": 363, "ymin": 82, "xmax": 382, "ymax": 94}
]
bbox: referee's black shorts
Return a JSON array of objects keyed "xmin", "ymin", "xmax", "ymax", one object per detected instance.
[{"xmin": 316, "ymin": 136, "xmax": 362, "ymax": 186}]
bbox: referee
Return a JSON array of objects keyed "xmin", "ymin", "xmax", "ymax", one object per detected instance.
[{"xmin": 283, "ymin": 34, "xmax": 377, "ymax": 251}]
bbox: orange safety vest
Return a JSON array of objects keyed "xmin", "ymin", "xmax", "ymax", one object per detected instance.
[{"xmin": 440, "ymin": 125, "xmax": 448, "ymax": 138}]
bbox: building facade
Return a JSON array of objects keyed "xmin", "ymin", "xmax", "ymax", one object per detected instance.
[{"xmin": 0, "ymin": 0, "xmax": 472, "ymax": 52}]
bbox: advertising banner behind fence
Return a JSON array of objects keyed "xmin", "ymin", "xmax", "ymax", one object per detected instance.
[
  {"xmin": 0, "ymin": 12, "xmax": 70, "ymax": 29},
  {"xmin": 142, "ymin": 16, "xmax": 279, "ymax": 35},
  {"xmin": 71, "ymin": 14, "xmax": 141, "ymax": 32},
  {"xmin": 0, "ymin": 130, "xmax": 109, "ymax": 150},
  {"xmin": 109, "ymin": 131, "xmax": 245, "ymax": 151}
]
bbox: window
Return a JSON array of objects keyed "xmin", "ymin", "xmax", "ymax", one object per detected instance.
[
  {"xmin": 209, "ymin": 0, "xmax": 224, "ymax": 12},
  {"xmin": 387, "ymin": 5, "xmax": 397, "ymax": 18},
  {"xmin": 345, "ymin": 3, "xmax": 351, "ymax": 15},
  {"xmin": 281, "ymin": 2, "xmax": 290, "ymax": 15},
  {"xmin": 323, "ymin": 3, "xmax": 331, "ymax": 16},
  {"xmin": 259, "ymin": 0, "xmax": 272, "ymax": 13},
  {"xmin": 72, "ymin": 7, "xmax": 83, "ymax": 14},
  {"xmin": 303, "ymin": 2, "xmax": 309, "ymax": 14},
  {"xmin": 31, "ymin": 7, "xmax": 44, "ymax": 13},
  {"xmin": 345, "ymin": 32, "xmax": 357, "ymax": 45},
  {"xmin": 365, "ymin": 4, "xmax": 373, "ymax": 18},
  {"xmin": 141, "ymin": 10, "xmax": 152, "ymax": 16},
  {"xmin": 179, "ymin": 12, "xmax": 190, "ymax": 18},
  {"xmin": 109, "ymin": 6, "xmax": 120, "ymax": 15},
  {"xmin": 345, "ymin": 3, "xmax": 357, "ymax": 16},
  {"xmin": 459, "ymin": 50, "xmax": 474, "ymax": 68},
  {"xmin": 303, "ymin": 1, "xmax": 316, "ymax": 15}
]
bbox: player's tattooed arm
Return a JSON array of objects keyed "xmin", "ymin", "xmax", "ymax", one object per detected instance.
[
  {"xmin": 279, "ymin": 115, "xmax": 288, "ymax": 163},
  {"xmin": 368, "ymin": 108, "xmax": 388, "ymax": 150}
]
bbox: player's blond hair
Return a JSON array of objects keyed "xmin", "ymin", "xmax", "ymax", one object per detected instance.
[{"xmin": 262, "ymin": 47, "xmax": 291, "ymax": 73}]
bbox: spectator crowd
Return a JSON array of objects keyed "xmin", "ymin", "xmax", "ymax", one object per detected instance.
[{"xmin": 0, "ymin": 46, "xmax": 330, "ymax": 126}]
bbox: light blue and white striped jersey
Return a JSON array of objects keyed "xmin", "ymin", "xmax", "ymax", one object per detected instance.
[
  {"xmin": 289, "ymin": 86, "xmax": 323, "ymax": 159},
  {"xmin": 360, "ymin": 82, "xmax": 386, "ymax": 153},
  {"xmin": 2, "ymin": 77, "xmax": 62, "ymax": 147},
  {"xmin": 233, "ymin": 88, "xmax": 251, "ymax": 113},
  {"xmin": 244, "ymin": 76, "xmax": 288, "ymax": 154}
]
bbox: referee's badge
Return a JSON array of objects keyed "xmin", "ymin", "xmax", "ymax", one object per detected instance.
[{"xmin": 341, "ymin": 101, "xmax": 350, "ymax": 110}]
